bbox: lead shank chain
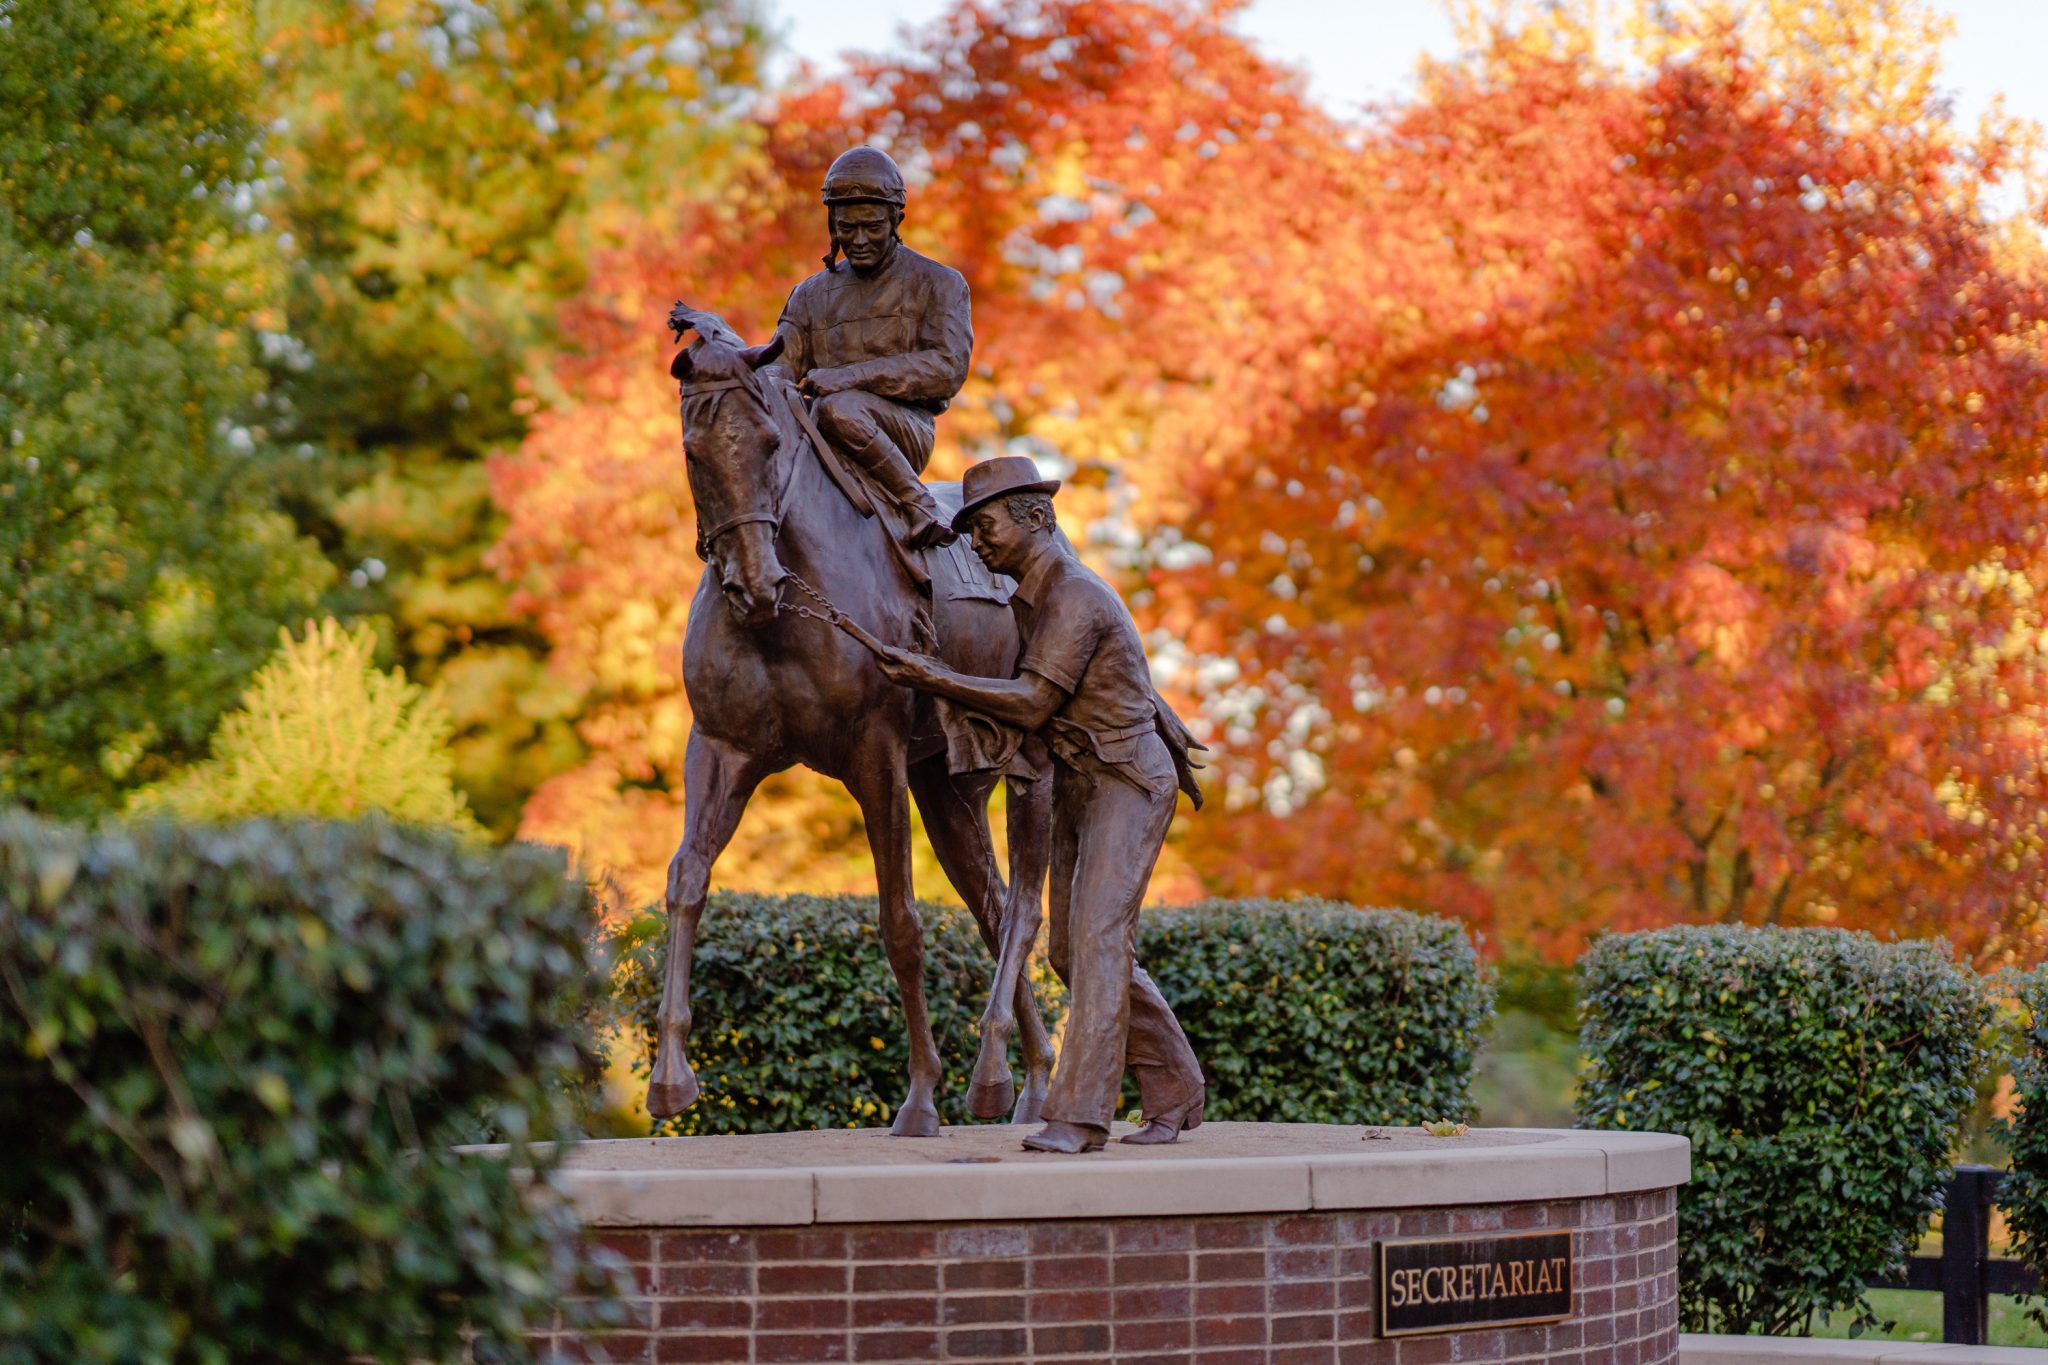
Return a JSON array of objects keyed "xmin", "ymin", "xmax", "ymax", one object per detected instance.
[
  {"xmin": 781, "ymin": 571, "xmax": 843, "ymax": 627},
  {"xmin": 781, "ymin": 569, "xmax": 936, "ymax": 657}
]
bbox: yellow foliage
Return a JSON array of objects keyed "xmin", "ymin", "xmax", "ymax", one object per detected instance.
[{"xmin": 131, "ymin": 619, "xmax": 484, "ymax": 837}]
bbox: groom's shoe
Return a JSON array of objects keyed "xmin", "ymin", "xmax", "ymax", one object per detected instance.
[
  {"xmin": 1021, "ymin": 1119, "xmax": 1108, "ymax": 1154},
  {"xmin": 1121, "ymin": 1096, "xmax": 1204, "ymax": 1146}
]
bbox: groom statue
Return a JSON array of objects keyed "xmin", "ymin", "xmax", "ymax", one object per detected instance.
[{"xmin": 877, "ymin": 456, "xmax": 1209, "ymax": 1154}]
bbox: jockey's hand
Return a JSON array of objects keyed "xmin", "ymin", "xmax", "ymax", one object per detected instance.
[{"xmin": 800, "ymin": 367, "xmax": 856, "ymax": 398}]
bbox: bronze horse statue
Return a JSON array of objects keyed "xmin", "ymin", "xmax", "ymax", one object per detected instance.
[{"xmin": 648, "ymin": 308, "xmax": 1055, "ymax": 1135}]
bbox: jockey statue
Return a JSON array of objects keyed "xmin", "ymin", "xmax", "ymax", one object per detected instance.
[{"xmin": 758, "ymin": 145, "xmax": 969, "ymax": 552}]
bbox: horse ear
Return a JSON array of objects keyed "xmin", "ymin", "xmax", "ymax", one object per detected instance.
[
  {"xmin": 670, "ymin": 347, "xmax": 695, "ymax": 380},
  {"xmin": 740, "ymin": 334, "xmax": 785, "ymax": 370}
]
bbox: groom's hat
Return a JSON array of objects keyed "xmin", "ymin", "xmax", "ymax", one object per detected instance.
[{"xmin": 952, "ymin": 456, "xmax": 1062, "ymax": 532}]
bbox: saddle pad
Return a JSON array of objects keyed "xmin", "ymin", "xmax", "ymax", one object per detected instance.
[{"xmin": 925, "ymin": 481, "xmax": 1014, "ymax": 605}]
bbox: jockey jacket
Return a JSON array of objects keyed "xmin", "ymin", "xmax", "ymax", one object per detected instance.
[{"xmin": 767, "ymin": 244, "xmax": 973, "ymax": 415}]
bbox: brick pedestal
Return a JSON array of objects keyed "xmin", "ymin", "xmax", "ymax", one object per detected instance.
[{"xmin": 487, "ymin": 1122, "xmax": 1688, "ymax": 1365}]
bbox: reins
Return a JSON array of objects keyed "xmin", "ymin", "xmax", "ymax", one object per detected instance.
[{"xmin": 780, "ymin": 571, "xmax": 893, "ymax": 656}]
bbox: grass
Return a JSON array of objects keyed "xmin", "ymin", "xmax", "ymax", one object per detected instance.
[
  {"xmin": 1471, "ymin": 1004, "xmax": 1578, "ymax": 1127},
  {"xmin": 1471, "ymin": 959, "xmax": 1582, "ymax": 1128},
  {"xmin": 1810, "ymin": 1290, "xmax": 2048, "ymax": 1348}
]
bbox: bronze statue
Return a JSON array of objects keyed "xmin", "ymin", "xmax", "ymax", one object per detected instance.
[
  {"xmin": 652, "ymin": 307, "xmax": 1056, "ymax": 1136},
  {"xmin": 877, "ymin": 457, "xmax": 1208, "ymax": 1153},
  {"xmin": 649, "ymin": 147, "xmax": 1207, "ymax": 1152},
  {"xmin": 758, "ymin": 146, "xmax": 968, "ymax": 552}
]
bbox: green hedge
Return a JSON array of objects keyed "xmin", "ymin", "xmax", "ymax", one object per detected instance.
[
  {"xmin": 1138, "ymin": 899, "xmax": 1491, "ymax": 1124},
  {"xmin": 611, "ymin": 892, "xmax": 1048, "ymax": 1134},
  {"xmin": 1997, "ymin": 966, "xmax": 2048, "ymax": 1330},
  {"xmin": 0, "ymin": 816, "xmax": 622, "ymax": 1364},
  {"xmin": 615, "ymin": 893, "xmax": 1490, "ymax": 1133},
  {"xmin": 1577, "ymin": 925, "xmax": 1991, "ymax": 1336}
]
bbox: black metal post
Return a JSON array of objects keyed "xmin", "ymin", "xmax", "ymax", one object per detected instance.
[
  {"xmin": 1865, "ymin": 1165, "xmax": 2032, "ymax": 1337},
  {"xmin": 1941, "ymin": 1164, "xmax": 1996, "ymax": 1345}
]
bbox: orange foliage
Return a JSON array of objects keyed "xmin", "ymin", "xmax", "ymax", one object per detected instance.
[{"xmin": 493, "ymin": 0, "xmax": 2048, "ymax": 958}]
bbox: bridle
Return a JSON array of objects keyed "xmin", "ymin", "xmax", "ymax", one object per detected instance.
[
  {"xmin": 678, "ymin": 374, "xmax": 800, "ymax": 560},
  {"xmin": 676, "ymin": 365, "xmax": 936, "ymax": 652}
]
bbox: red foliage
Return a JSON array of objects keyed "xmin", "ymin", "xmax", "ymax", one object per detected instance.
[{"xmin": 493, "ymin": 0, "xmax": 2048, "ymax": 958}]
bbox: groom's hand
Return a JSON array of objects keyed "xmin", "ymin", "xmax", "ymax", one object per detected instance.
[{"xmin": 876, "ymin": 645, "xmax": 943, "ymax": 689}]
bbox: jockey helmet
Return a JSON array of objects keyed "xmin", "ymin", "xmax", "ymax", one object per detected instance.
[{"xmin": 821, "ymin": 146, "xmax": 907, "ymax": 208}]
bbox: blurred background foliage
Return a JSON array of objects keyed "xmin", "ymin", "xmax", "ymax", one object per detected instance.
[
  {"xmin": 0, "ymin": 0, "xmax": 332, "ymax": 815},
  {"xmin": 3, "ymin": 0, "xmax": 2046, "ymax": 971},
  {"xmin": 252, "ymin": 0, "xmax": 763, "ymax": 836},
  {"xmin": 128, "ymin": 617, "xmax": 484, "ymax": 835}
]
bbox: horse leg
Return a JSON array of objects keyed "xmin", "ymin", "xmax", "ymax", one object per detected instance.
[
  {"xmin": 907, "ymin": 758, "xmax": 1056, "ymax": 1122},
  {"xmin": 999, "ymin": 753, "xmax": 1056, "ymax": 1124},
  {"xmin": 851, "ymin": 739, "xmax": 944, "ymax": 1137},
  {"xmin": 647, "ymin": 731, "xmax": 768, "ymax": 1120},
  {"xmin": 905, "ymin": 761, "xmax": 1012, "ymax": 1116}
]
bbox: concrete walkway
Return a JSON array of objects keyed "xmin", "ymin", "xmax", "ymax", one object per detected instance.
[{"xmin": 1683, "ymin": 1334, "xmax": 2048, "ymax": 1362}]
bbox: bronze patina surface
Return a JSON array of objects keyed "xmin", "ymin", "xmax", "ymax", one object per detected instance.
[
  {"xmin": 759, "ymin": 145, "xmax": 968, "ymax": 552},
  {"xmin": 651, "ymin": 148, "xmax": 1209, "ymax": 1153},
  {"xmin": 878, "ymin": 456, "xmax": 1209, "ymax": 1154}
]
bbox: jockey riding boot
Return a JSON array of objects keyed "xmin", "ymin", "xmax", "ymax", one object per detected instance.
[{"xmin": 846, "ymin": 429, "xmax": 958, "ymax": 550}]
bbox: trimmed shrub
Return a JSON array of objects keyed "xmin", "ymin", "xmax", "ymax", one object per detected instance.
[
  {"xmin": 611, "ymin": 892, "xmax": 1058, "ymax": 1134},
  {"xmin": 1138, "ymin": 899, "xmax": 1492, "ymax": 1124},
  {"xmin": 1997, "ymin": 965, "xmax": 2048, "ymax": 1330},
  {"xmin": 1577, "ymin": 925, "xmax": 1991, "ymax": 1336},
  {"xmin": 0, "ymin": 816, "xmax": 621, "ymax": 1364},
  {"xmin": 614, "ymin": 894, "xmax": 1492, "ymax": 1133}
]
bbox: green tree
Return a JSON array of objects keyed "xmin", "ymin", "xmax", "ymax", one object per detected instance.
[
  {"xmin": 254, "ymin": 0, "xmax": 762, "ymax": 834},
  {"xmin": 0, "ymin": 0, "xmax": 332, "ymax": 817},
  {"xmin": 132, "ymin": 618, "xmax": 484, "ymax": 835}
]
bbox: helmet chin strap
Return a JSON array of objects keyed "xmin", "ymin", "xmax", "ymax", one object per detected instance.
[{"xmin": 822, "ymin": 220, "xmax": 901, "ymax": 273}]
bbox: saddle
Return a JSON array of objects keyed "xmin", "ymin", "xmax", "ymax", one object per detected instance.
[
  {"xmin": 782, "ymin": 384, "xmax": 1010, "ymax": 608},
  {"xmin": 776, "ymin": 386, "xmax": 1100, "ymax": 784}
]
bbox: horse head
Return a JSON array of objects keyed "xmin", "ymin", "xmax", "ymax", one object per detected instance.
[{"xmin": 671, "ymin": 308, "xmax": 789, "ymax": 627}]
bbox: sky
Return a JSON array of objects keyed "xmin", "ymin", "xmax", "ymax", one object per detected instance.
[{"xmin": 761, "ymin": 0, "xmax": 2048, "ymax": 137}]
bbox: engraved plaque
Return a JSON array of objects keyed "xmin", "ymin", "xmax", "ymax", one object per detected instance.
[{"xmin": 1376, "ymin": 1229, "xmax": 1574, "ymax": 1337}]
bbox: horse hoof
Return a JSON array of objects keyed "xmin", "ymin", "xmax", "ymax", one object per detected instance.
[
  {"xmin": 646, "ymin": 1076, "xmax": 700, "ymax": 1119},
  {"xmin": 1010, "ymin": 1080, "xmax": 1048, "ymax": 1126},
  {"xmin": 646, "ymin": 1058, "xmax": 700, "ymax": 1119},
  {"xmin": 890, "ymin": 1104, "xmax": 942, "ymax": 1138},
  {"xmin": 967, "ymin": 1076, "xmax": 1016, "ymax": 1120}
]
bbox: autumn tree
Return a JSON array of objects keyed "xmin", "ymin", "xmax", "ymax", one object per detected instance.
[
  {"xmin": 494, "ymin": 0, "xmax": 2048, "ymax": 959},
  {"xmin": 0, "ymin": 0, "xmax": 331, "ymax": 816},
  {"xmin": 1147, "ymin": 0, "xmax": 2048, "ymax": 958},
  {"xmin": 252, "ymin": 0, "xmax": 762, "ymax": 833}
]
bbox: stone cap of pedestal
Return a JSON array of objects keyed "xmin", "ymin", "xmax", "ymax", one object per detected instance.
[
  {"xmin": 1680, "ymin": 1336, "xmax": 2045, "ymax": 1363},
  {"xmin": 468, "ymin": 1123, "xmax": 1688, "ymax": 1229}
]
